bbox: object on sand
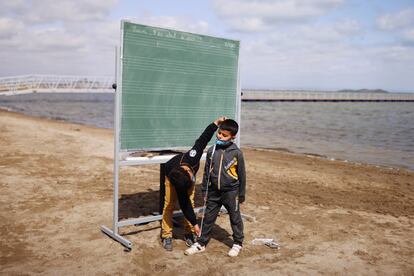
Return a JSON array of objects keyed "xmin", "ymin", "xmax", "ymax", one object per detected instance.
[{"xmin": 251, "ymin": 238, "xmax": 281, "ymax": 249}]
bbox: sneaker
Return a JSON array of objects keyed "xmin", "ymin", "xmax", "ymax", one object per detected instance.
[
  {"xmin": 184, "ymin": 242, "xmax": 205, "ymax": 255},
  {"xmin": 228, "ymin": 244, "xmax": 242, "ymax": 257},
  {"xmin": 184, "ymin": 233, "xmax": 196, "ymax": 247},
  {"xmin": 162, "ymin": 237, "xmax": 173, "ymax": 251}
]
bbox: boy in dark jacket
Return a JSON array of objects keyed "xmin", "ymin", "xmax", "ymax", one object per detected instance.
[
  {"xmin": 161, "ymin": 117, "xmax": 226, "ymax": 251},
  {"xmin": 185, "ymin": 119, "xmax": 246, "ymax": 257}
]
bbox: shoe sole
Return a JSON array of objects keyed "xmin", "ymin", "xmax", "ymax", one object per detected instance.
[
  {"xmin": 184, "ymin": 250, "xmax": 204, "ymax": 255},
  {"xmin": 184, "ymin": 248, "xmax": 205, "ymax": 255}
]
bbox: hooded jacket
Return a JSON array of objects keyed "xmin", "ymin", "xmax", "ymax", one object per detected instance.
[{"xmin": 201, "ymin": 142, "xmax": 246, "ymax": 200}]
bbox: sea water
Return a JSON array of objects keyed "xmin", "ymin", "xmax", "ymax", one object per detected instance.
[{"xmin": 1, "ymin": 93, "xmax": 413, "ymax": 171}]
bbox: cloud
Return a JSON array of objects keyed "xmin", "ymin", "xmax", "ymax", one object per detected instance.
[
  {"xmin": 240, "ymin": 18, "xmax": 361, "ymax": 60},
  {"xmin": 0, "ymin": 1, "xmax": 27, "ymax": 16},
  {"xmin": 0, "ymin": 3, "xmax": 210, "ymax": 77},
  {"xmin": 402, "ymin": 28, "xmax": 414, "ymax": 44},
  {"xmin": 212, "ymin": 0, "xmax": 344, "ymax": 32},
  {"xmin": 237, "ymin": 14, "xmax": 414, "ymax": 91},
  {"xmin": 376, "ymin": 8, "xmax": 414, "ymax": 47},
  {"xmin": 377, "ymin": 8, "xmax": 414, "ymax": 31},
  {"xmin": 0, "ymin": 0, "xmax": 118, "ymax": 24},
  {"xmin": 0, "ymin": 0, "xmax": 120, "ymax": 76},
  {"xmin": 0, "ymin": 19, "xmax": 119, "ymax": 76},
  {"xmin": 0, "ymin": 20, "xmax": 118, "ymax": 53},
  {"xmin": 125, "ymin": 15, "xmax": 209, "ymax": 35},
  {"xmin": 295, "ymin": 20, "xmax": 360, "ymax": 44},
  {"xmin": 241, "ymin": 40, "xmax": 414, "ymax": 90},
  {"xmin": 1, "ymin": 1, "xmax": 412, "ymax": 91},
  {"xmin": 0, "ymin": 17, "xmax": 25, "ymax": 39}
]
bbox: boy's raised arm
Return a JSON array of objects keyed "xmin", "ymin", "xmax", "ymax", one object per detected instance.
[
  {"xmin": 183, "ymin": 117, "xmax": 226, "ymax": 164},
  {"xmin": 193, "ymin": 117, "xmax": 226, "ymax": 150}
]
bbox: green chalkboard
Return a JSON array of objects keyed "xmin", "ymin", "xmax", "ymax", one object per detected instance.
[{"xmin": 119, "ymin": 21, "xmax": 240, "ymax": 151}]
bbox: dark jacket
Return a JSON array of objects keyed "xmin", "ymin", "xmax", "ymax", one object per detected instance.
[
  {"xmin": 201, "ymin": 142, "xmax": 246, "ymax": 200},
  {"xmin": 164, "ymin": 123, "xmax": 218, "ymax": 225}
]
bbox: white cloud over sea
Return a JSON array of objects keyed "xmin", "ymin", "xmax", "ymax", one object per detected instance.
[
  {"xmin": 0, "ymin": 0, "xmax": 413, "ymax": 91},
  {"xmin": 212, "ymin": 0, "xmax": 344, "ymax": 32}
]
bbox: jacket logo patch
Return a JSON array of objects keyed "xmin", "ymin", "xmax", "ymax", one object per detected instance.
[
  {"xmin": 225, "ymin": 157, "xmax": 238, "ymax": 180},
  {"xmin": 189, "ymin": 149, "xmax": 197, "ymax": 157}
]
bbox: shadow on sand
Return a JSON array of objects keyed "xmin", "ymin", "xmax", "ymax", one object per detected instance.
[{"xmin": 118, "ymin": 184, "xmax": 233, "ymax": 247}]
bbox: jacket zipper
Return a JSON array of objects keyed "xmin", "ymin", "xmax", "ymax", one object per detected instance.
[{"xmin": 217, "ymin": 150, "xmax": 224, "ymax": 190}]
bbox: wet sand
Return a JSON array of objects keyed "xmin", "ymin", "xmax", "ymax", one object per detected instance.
[{"xmin": 1, "ymin": 110, "xmax": 413, "ymax": 275}]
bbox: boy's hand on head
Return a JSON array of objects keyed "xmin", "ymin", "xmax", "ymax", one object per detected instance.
[{"xmin": 214, "ymin": 116, "xmax": 227, "ymax": 126}]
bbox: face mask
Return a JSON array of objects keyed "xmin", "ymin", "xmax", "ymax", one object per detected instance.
[{"xmin": 216, "ymin": 139, "xmax": 231, "ymax": 146}]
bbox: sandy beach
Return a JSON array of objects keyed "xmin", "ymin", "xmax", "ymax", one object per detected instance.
[{"xmin": 1, "ymin": 109, "xmax": 413, "ymax": 275}]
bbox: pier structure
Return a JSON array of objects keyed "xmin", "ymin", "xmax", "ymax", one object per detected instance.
[
  {"xmin": 1, "ymin": 75, "xmax": 413, "ymax": 102},
  {"xmin": 0, "ymin": 75, "xmax": 114, "ymax": 95},
  {"xmin": 242, "ymin": 90, "xmax": 414, "ymax": 102}
]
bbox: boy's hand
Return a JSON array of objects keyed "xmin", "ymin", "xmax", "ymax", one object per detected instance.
[
  {"xmin": 239, "ymin": 196, "xmax": 245, "ymax": 204},
  {"xmin": 214, "ymin": 116, "xmax": 227, "ymax": 126},
  {"xmin": 194, "ymin": 224, "xmax": 201, "ymax": 237}
]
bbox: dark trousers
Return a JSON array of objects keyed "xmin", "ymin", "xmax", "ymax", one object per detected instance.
[{"xmin": 198, "ymin": 189, "xmax": 244, "ymax": 246}]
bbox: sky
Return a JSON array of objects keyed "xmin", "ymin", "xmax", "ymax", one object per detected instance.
[{"xmin": 1, "ymin": 0, "xmax": 414, "ymax": 92}]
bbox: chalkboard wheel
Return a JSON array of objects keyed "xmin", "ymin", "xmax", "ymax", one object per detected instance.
[{"xmin": 112, "ymin": 83, "xmax": 117, "ymax": 89}]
